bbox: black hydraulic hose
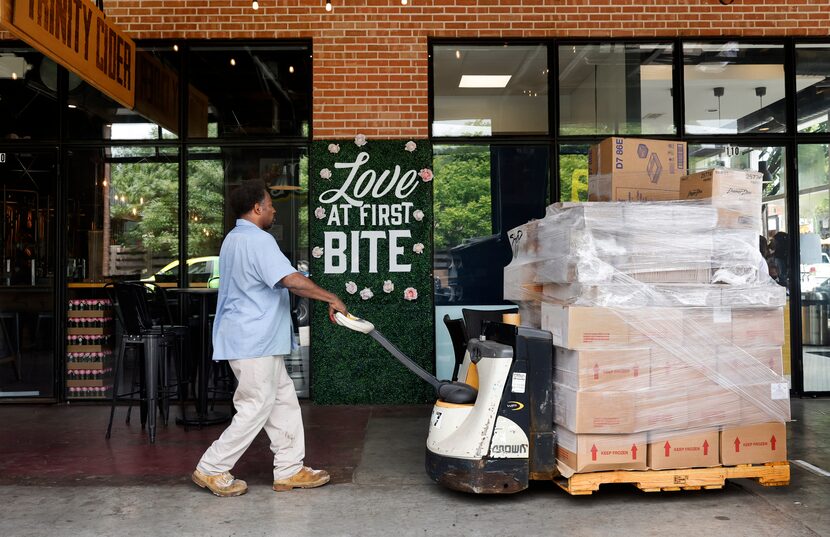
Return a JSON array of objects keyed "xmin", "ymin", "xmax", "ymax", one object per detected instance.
[{"xmin": 368, "ymin": 330, "xmax": 441, "ymax": 391}]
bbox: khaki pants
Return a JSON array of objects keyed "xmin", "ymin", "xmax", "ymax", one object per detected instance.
[{"xmin": 197, "ymin": 355, "xmax": 304, "ymax": 481}]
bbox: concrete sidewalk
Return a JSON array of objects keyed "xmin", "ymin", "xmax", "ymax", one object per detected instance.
[{"xmin": 2, "ymin": 399, "xmax": 828, "ymax": 537}]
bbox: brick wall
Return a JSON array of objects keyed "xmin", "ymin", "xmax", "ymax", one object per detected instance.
[{"xmin": 3, "ymin": 0, "xmax": 829, "ymax": 138}]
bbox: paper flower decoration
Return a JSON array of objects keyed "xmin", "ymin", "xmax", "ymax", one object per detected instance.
[
  {"xmin": 320, "ymin": 168, "xmax": 332, "ymax": 180},
  {"xmin": 345, "ymin": 281, "xmax": 358, "ymax": 294},
  {"xmin": 383, "ymin": 280, "xmax": 394, "ymax": 293},
  {"xmin": 413, "ymin": 243, "xmax": 425, "ymax": 254},
  {"xmin": 354, "ymin": 134, "xmax": 367, "ymax": 147},
  {"xmin": 311, "ymin": 246, "xmax": 324, "ymax": 258},
  {"xmin": 404, "ymin": 287, "xmax": 418, "ymax": 301},
  {"xmin": 314, "ymin": 207, "xmax": 326, "ymax": 220},
  {"xmin": 360, "ymin": 288, "xmax": 374, "ymax": 300},
  {"xmin": 404, "ymin": 141, "xmax": 417, "ymax": 152},
  {"xmin": 328, "ymin": 143, "xmax": 340, "ymax": 154},
  {"xmin": 418, "ymin": 168, "xmax": 433, "ymax": 182},
  {"xmin": 413, "ymin": 209, "xmax": 424, "ymax": 222}
]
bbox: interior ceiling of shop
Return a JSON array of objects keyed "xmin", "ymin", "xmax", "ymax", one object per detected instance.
[
  {"xmin": 434, "ymin": 44, "xmax": 830, "ymax": 135},
  {"xmin": 434, "ymin": 45, "xmax": 549, "ymax": 96}
]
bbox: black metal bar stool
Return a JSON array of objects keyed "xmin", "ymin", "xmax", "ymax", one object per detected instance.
[
  {"xmin": 105, "ymin": 282, "xmax": 187, "ymax": 443},
  {"xmin": 0, "ymin": 311, "xmax": 22, "ymax": 380}
]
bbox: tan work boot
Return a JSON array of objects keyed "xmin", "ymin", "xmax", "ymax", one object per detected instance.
[
  {"xmin": 192, "ymin": 469, "xmax": 248, "ymax": 497},
  {"xmin": 272, "ymin": 466, "xmax": 330, "ymax": 492}
]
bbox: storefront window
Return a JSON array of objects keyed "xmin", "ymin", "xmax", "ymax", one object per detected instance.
[
  {"xmin": 797, "ymin": 143, "xmax": 830, "ymax": 391},
  {"xmin": 186, "ymin": 147, "xmax": 308, "ymax": 314},
  {"xmin": 0, "ymin": 47, "xmax": 59, "ymax": 140},
  {"xmin": 0, "ymin": 43, "xmax": 311, "ymax": 400},
  {"xmin": 796, "ymin": 45, "xmax": 830, "ymax": 133},
  {"xmin": 67, "ymin": 49, "xmax": 179, "ymax": 141},
  {"xmin": 432, "ymin": 45, "xmax": 548, "ymax": 136},
  {"xmin": 0, "ymin": 149, "xmax": 57, "ymax": 399},
  {"xmin": 683, "ymin": 42, "xmax": 785, "ymax": 135},
  {"xmin": 433, "ymin": 144, "xmax": 548, "ymax": 306},
  {"xmin": 66, "ymin": 148, "xmax": 180, "ymax": 282},
  {"xmin": 189, "ymin": 45, "xmax": 311, "ymax": 139},
  {"xmin": 688, "ymin": 143, "xmax": 786, "ymax": 237},
  {"xmin": 558, "ymin": 43, "xmax": 675, "ymax": 136}
]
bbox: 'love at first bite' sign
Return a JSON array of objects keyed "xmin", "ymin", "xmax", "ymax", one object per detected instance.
[{"xmin": 309, "ymin": 137, "xmax": 435, "ymax": 404}]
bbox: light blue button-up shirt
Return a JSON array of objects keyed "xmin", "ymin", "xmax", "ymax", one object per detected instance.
[{"xmin": 212, "ymin": 219, "xmax": 298, "ymax": 360}]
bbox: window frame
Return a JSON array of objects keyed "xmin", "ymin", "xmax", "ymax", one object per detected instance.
[{"xmin": 429, "ymin": 37, "xmax": 830, "ymax": 396}]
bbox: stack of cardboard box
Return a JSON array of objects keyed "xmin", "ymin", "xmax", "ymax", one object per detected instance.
[{"xmin": 505, "ymin": 137, "xmax": 790, "ymax": 477}]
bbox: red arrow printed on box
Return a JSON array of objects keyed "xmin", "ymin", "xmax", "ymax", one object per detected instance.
[
  {"xmin": 590, "ymin": 444, "xmax": 598, "ymax": 461},
  {"xmin": 631, "ymin": 444, "xmax": 638, "ymax": 460},
  {"xmin": 771, "ymin": 435, "xmax": 777, "ymax": 451},
  {"xmin": 664, "ymin": 441, "xmax": 671, "ymax": 457},
  {"xmin": 734, "ymin": 437, "xmax": 741, "ymax": 453},
  {"xmin": 703, "ymin": 439, "xmax": 709, "ymax": 456},
  {"xmin": 593, "ymin": 364, "xmax": 599, "ymax": 380}
]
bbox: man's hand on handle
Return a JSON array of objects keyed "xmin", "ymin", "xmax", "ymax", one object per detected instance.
[{"xmin": 328, "ymin": 298, "xmax": 348, "ymax": 324}]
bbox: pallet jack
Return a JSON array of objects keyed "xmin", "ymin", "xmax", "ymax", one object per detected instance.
[{"xmin": 335, "ymin": 312, "xmax": 556, "ymax": 494}]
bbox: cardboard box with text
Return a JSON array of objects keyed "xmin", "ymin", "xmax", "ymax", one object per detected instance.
[
  {"xmin": 554, "ymin": 383, "xmax": 637, "ymax": 434},
  {"xmin": 555, "ymin": 426, "xmax": 647, "ymax": 476},
  {"xmin": 589, "ymin": 137, "xmax": 687, "ymax": 202},
  {"xmin": 647, "ymin": 429, "xmax": 720, "ymax": 470},
  {"xmin": 554, "ymin": 347, "xmax": 650, "ymax": 390},
  {"xmin": 720, "ymin": 422, "xmax": 787, "ymax": 465}
]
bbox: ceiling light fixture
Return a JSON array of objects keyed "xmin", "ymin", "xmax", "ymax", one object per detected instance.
[
  {"xmin": 230, "ymin": 58, "xmax": 236, "ymax": 66},
  {"xmin": 713, "ymin": 86, "xmax": 724, "ymax": 123},
  {"xmin": 455, "ymin": 50, "xmax": 460, "ymax": 59},
  {"xmin": 289, "ymin": 65, "xmax": 295, "ymax": 73},
  {"xmin": 173, "ymin": 44, "xmax": 179, "ymax": 51},
  {"xmin": 755, "ymin": 86, "xmax": 766, "ymax": 108},
  {"xmin": 325, "ymin": 0, "xmax": 332, "ymax": 12},
  {"xmin": 401, "ymin": 0, "xmax": 408, "ymax": 4},
  {"xmin": 252, "ymin": 0, "xmax": 259, "ymax": 9},
  {"xmin": 459, "ymin": 75, "xmax": 512, "ymax": 88}
]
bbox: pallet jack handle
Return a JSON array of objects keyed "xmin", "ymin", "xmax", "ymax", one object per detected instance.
[{"xmin": 335, "ymin": 312, "xmax": 478, "ymax": 404}]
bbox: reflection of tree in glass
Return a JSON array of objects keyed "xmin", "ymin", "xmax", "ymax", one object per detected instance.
[
  {"xmin": 109, "ymin": 145, "xmax": 223, "ymax": 258},
  {"xmin": 799, "ymin": 143, "xmax": 830, "ymax": 237},
  {"xmin": 298, "ymin": 155, "xmax": 309, "ymax": 250},
  {"xmin": 432, "ymin": 146, "xmax": 491, "ymax": 251},
  {"xmin": 187, "ymin": 159, "xmax": 224, "ymax": 256}
]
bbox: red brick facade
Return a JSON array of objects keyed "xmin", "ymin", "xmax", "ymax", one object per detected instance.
[{"xmin": 3, "ymin": 0, "xmax": 829, "ymax": 138}]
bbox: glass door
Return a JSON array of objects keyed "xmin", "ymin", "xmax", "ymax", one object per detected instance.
[
  {"xmin": 0, "ymin": 148, "xmax": 58, "ymax": 399},
  {"xmin": 688, "ymin": 144, "xmax": 791, "ymax": 387},
  {"xmin": 797, "ymin": 143, "xmax": 830, "ymax": 393}
]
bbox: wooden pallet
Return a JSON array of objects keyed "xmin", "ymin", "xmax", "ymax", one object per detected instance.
[{"xmin": 554, "ymin": 462, "xmax": 790, "ymax": 495}]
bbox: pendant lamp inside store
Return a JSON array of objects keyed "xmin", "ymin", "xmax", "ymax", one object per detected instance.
[{"xmin": 325, "ymin": 0, "xmax": 331, "ymax": 12}]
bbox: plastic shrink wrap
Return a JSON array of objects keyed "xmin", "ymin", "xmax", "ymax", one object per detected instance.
[{"xmin": 504, "ymin": 176, "xmax": 789, "ymax": 476}]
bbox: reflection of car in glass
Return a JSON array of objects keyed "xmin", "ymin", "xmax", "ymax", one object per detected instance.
[
  {"xmin": 143, "ymin": 256, "xmax": 310, "ymax": 326},
  {"xmin": 801, "ymin": 253, "xmax": 830, "ymax": 292},
  {"xmin": 141, "ymin": 256, "xmax": 220, "ymax": 288}
]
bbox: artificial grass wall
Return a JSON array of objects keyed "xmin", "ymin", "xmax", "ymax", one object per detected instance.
[{"xmin": 309, "ymin": 138, "xmax": 435, "ymax": 404}]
